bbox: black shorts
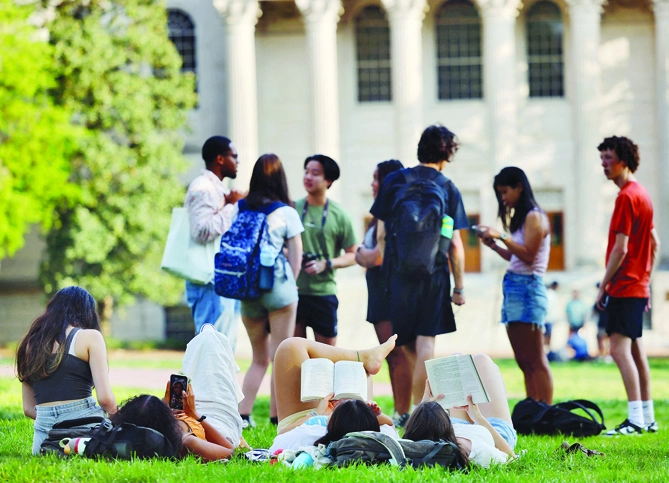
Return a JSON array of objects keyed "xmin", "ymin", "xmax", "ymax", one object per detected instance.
[
  {"xmin": 605, "ymin": 297, "xmax": 647, "ymax": 341},
  {"xmin": 366, "ymin": 268, "xmax": 391, "ymax": 323},
  {"xmin": 389, "ymin": 267, "xmax": 456, "ymax": 346},
  {"xmin": 296, "ymin": 294, "xmax": 339, "ymax": 338}
]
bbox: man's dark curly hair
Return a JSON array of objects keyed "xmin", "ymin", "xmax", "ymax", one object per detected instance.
[
  {"xmin": 417, "ymin": 125, "xmax": 459, "ymax": 164},
  {"xmin": 597, "ymin": 136, "xmax": 640, "ymax": 173}
]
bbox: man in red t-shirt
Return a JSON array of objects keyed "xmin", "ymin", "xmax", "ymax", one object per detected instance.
[{"xmin": 595, "ymin": 136, "xmax": 660, "ymax": 436}]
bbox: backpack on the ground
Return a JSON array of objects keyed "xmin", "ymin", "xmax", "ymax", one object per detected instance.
[
  {"xmin": 40, "ymin": 416, "xmax": 177, "ymax": 459},
  {"xmin": 388, "ymin": 170, "xmax": 450, "ymax": 277},
  {"xmin": 511, "ymin": 398, "xmax": 606, "ymax": 437},
  {"xmin": 214, "ymin": 200, "xmax": 286, "ymax": 300},
  {"xmin": 328, "ymin": 431, "xmax": 462, "ymax": 469}
]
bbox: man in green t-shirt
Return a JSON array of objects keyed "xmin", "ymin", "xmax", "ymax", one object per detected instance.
[{"xmin": 295, "ymin": 154, "xmax": 358, "ymax": 345}]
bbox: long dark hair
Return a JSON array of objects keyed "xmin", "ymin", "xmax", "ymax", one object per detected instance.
[
  {"xmin": 111, "ymin": 395, "xmax": 183, "ymax": 454},
  {"xmin": 245, "ymin": 154, "xmax": 293, "ymax": 209},
  {"xmin": 403, "ymin": 402, "xmax": 470, "ymax": 468},
  {"xmin": 313, "ymin": 400, "xmax": 380, "ymax": 446},
  {"xmin": 369, "ymin": 159, "xmax": 404, "ymax": 232},
  {"xmin": 16, "ymin": 286, "xmax": 100, "ymax": 383},
  {"xmin": 493, "ymin": 167, "xmax": 541, "ymax": 233}
]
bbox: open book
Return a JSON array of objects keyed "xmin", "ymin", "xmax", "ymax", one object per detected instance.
[
  {"xmin": 301, "ymin": 359, "xmax": 368, "ymax": 402},
  {"xmin": 425, "ymin": 355, "xmax": 490, "ymax": 409}
]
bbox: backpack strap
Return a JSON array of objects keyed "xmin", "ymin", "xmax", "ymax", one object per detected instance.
[
  {"xmin": 345, "ymin": 431, "xmax": 407, "ymax": 468},
  {"xmin": 553, "ymin": 400, "xmax": 605, "ymax": 427},
  {"xmin": 411, "ymin": 440, "xmax": 447, "ymax": 466},
  {"xmin": 51, "ymin": 416, "xmax": 107, "ymax": 430}
]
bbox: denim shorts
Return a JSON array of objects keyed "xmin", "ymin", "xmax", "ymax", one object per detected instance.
[
  {"xmin": 451, "ymin": 417, "xmax": 518, "ymax": 449},
  {"xmin": 501, "ymin": 271, "xmax": 547, "ymax": 326},
  {"xmin": 32, "ymin": 397, "xmax": 103, "ymax": 455},
  {"xmin": 241, "ymin": 258, "xmax": 298, "ymax": 317}
]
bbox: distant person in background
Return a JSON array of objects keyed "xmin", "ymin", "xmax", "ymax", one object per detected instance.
[
  {"xmin": 476, "ymin": 167, "xmax": 553, "ymax": 404},
  {"xmin": 184, "ymin": 136, "xmax": 244, "ymax": 345},
  {"xmin": 544, "ymin": 281, "xmax": 559, "ymax": 359},
  {"xmin": 356, "ymin": 159, "xmax": 412, "ymax": 427},
  {"xmin": 596, "ymin": 136, "xmax": 660, "ymax": 436},
  {"xmin": 565, "ymin": 290, "xmax": 587, "ymax": 332},
  {"xmin": 566, "ymin": 326, "xmax": 592, "ymax": 362}
]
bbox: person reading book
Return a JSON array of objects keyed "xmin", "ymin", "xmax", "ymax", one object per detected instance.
[
  {"xmin": 300, "ymin": 359, "xmax": 367, "ymax": 402},
  {"xmin": 404, "ymin": 354, "xmax": 517, "ymax": 468},
  {"xmin": 425, "ymin": 354, "xmax": 490, "ymax": 408},
  {"xmin": 269, "ymin": 336, "xmax": 398, "ymax": 454}
]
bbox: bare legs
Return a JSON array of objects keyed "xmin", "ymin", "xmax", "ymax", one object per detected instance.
[
  {"xmin": 609, "ymin": 334, "xmax": 652, "ymax": 402},
  {"xmin": 506, "ymin": 323, "xmax": 553, "ymax": 404},
  {"xmin": 374, "ymin": 321, "xmax": 412, "ymax": 415},
  {"xmin": 294, "ymin": 319, "xmax": 336, "ymax": 346},
  {"xmin": 449, "ymin": 354, "xmax": 513, "ymax": 424},
  {"xmin": 401, "ymin": 335, "xmax": 435, "ymax": 406},
  {"xmin": 273, "ymin": 335, "xmax": 397, "ymax": 423},
  {"xmin": 238, "ymin": 302, "xmax": 297, "ymax": 418}
]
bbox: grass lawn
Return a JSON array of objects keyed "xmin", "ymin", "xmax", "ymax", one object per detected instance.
[{"xmin": 1, "ymin": 359, "xmax": 668, "ymax": 482}]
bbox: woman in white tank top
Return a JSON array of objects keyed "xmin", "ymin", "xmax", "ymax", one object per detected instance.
[{"xmin": 475, "ymin": 167, "xmax": 554, "ymax": 404}]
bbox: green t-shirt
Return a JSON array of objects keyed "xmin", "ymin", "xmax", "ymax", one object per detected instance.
[{"xmin": 295, "ymin": 198, "xmax": 358, "ymax": 296}]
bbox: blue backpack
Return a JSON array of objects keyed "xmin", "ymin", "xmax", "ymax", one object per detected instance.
[{"xmin": 214, "ymin": 200, "xmax": 286, "ymax": 300}]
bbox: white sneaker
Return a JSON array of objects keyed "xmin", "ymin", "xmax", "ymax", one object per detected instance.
[
  {"xmin": 644, "ymin": 421, "xmax": 659, "ymax": 433},
  {"xmin": 604, "ymin": 419, "xmax": 643, "ymax": 436}
]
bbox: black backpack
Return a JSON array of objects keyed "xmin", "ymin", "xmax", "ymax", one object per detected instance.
[
  {"xmin": 388, "ymin": 169, "xmax": 450, "ymax": 277},
  {"xmin": 328, "ymin": 431, "xmax": 462, "ymax": 469},
  {"xmin": 40, "ymin": 416, "xmax": 177, "ymax": 459},
  {"xmin": 511, "ymin": 398, "xmax": 606, "ymax": 437}
]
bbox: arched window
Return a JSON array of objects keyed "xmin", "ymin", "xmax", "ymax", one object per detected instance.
[
  {"xmin": 355, "ymin": 5, "xmax": 391, "ymax": 102},
  {"xmin": 167, "ymin": 9, "xmax": 196, "ymax": 76},
  {"xmin": 526, "ymin": 1, "xmax": 563, "ymax": 98},
  {"xmin": 435, "ymin": 0, "xmax": 482, "ymax": 100}
]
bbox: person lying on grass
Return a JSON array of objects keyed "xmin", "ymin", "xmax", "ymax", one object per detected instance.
[
  {"xmin": 403, "ymin": 354, "xmax": 517, "ymax": 468},
  {"xmin": 112, "ymin": 326, "xmax": 248, "ymax": 462},
  {"xmin": 269, "ymin": 335, "xmax": 398, "ymax": 454}
]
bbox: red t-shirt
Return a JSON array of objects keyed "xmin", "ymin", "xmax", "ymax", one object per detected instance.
[{"xmin": 605, "ymin": 181, "xmax": 654, "ymax": 298}]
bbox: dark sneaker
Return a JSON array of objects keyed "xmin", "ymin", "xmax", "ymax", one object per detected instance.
[
  {"xmin": 241, "ymin": 415, "xmax": 256, "ymax": 429},
  {"xmin": 644, "ymin": 421, "xmax": 659, "ymax": 433},
  {"xmin": 604, "ymin": 419, "xmax": 643, "ymax": 436},
  {"xmin": 393, "ymin": 412, "xmax": 411, "ymax": 428}
]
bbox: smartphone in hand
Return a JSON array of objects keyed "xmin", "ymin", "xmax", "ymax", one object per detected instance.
[
  {"xmin": 169, "ymin": 374, "xmax": 189, "ymax": 410},
  {"xmin": 470, "ymin": 225, "xmax": 485, "ymax": 238}
]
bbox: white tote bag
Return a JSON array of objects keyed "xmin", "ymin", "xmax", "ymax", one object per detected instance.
[{"xmin": 161, "ymin": 207, "xmax": 218, "ymax": 284}]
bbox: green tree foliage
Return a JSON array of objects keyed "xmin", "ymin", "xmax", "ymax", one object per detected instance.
[
  {"xmin": 0, "ymin": 0, "xmax": 81, "ymax": 259},
  {"xmin": 39, "ymin": 0, "xmax": 197, "ymax": 306}
]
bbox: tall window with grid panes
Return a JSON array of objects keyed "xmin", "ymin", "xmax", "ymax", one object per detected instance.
[
  {"xmin": 356, "ymin": 5, "xmax": 391, "ymax": 102},
  {"xmin": 526, "ymin": 1, "xmax": 564, "ymax": 97},
  {"xmin": 435, "ymin": 0, "xmax": 482, "ymax": 100},
  {"xmin": 167, "ymin": 9, "xmax": 197, "ymax": 82}
]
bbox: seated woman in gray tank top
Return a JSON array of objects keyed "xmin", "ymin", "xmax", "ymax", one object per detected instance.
[{"xmin": 16, "ymin": 286, "xmax": 118, "ymax": 455}]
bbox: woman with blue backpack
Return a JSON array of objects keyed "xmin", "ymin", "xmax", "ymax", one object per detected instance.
[{"xmin": 235, "ymin": 154, "xmax": 304, "ymax": 428}]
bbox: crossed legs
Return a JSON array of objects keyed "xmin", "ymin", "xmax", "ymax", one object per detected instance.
[{"xmin": 273, "ymin": 336, "xmax": 397, "ymax": 423}]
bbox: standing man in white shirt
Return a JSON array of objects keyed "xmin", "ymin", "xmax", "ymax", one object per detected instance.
[{"xmin": 184, "ymin": 136, "xmax": 244, "ymax": 344}]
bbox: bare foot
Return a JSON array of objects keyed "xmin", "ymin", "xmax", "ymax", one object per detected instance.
[{"xmin": 360, "ymin": 334, "xmax": 397, "ymax": 375}]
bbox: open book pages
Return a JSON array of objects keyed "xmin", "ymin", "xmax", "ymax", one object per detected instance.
[
  {"xmin": 301, "ymin": 359, "xmax": 368, "ymax": 402},
  {"xmin": 424, "ymin": 355, "xmax": 490, "ymax": 409}
]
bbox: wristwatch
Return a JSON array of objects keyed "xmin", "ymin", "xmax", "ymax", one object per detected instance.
[
  {"xmin": 500, "ymin": 233, "xmax": 509, "ymax": 242},
  {"xmin": 326, "ymin": 259, "xmax": 333, "ymax": 271}
]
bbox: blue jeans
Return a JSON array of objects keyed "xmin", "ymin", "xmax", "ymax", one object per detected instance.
[
  {"xmin": 185, "ymin": 281, "xmax": 240, "ymax": 348},
  {"xmin": 32, "ymin": 397, "xmax": 103, "ymax": 455}
]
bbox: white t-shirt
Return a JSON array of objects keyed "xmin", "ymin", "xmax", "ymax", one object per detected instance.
[
  {"xmin": 269, "ymin": 422, "xmax": 398, "ymax": 454},
  {"xmin": 232, "ymin": 204, "xmax": 304, "ymax": 258},
  {"xmin": 453, "ymin": 424, "xmax": 508, "ymax": 468}
]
